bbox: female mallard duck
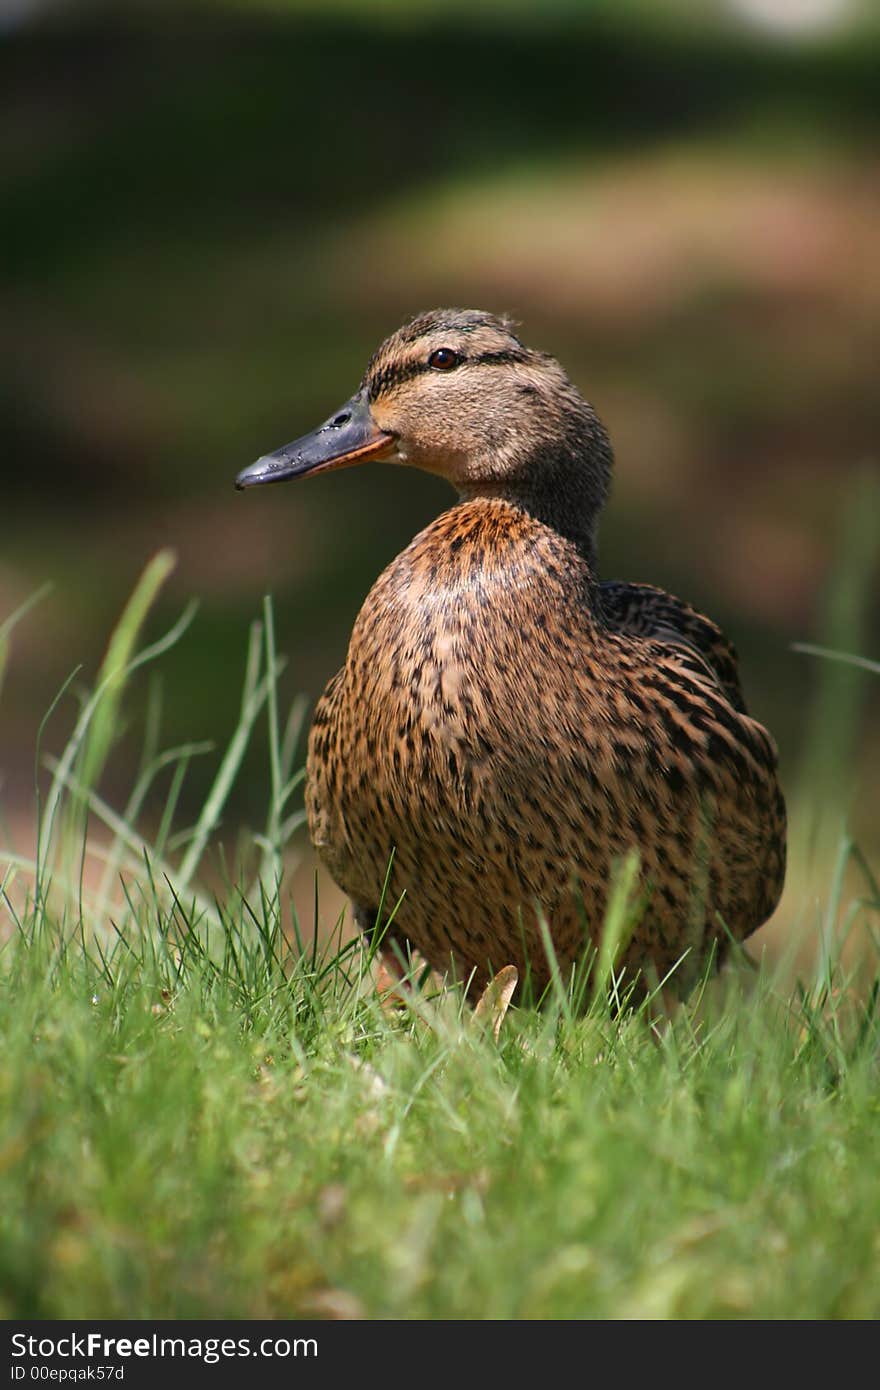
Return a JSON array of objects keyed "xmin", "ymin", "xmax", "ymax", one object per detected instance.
[{"xmin": 236, "ymin": 309, "xmax": 786, "ymax": 997}]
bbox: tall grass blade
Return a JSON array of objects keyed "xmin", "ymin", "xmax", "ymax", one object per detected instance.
[
  {"xmin": 791, "ymin": 643, "xmax": 880, "ymax": 676},
  {"xmin": 39, "ymin": 599, "xmax": 197, "ymax": 902},
  {"xmin": 176, "ymin": 618, "xmax": 277, "ymax": 892},
  {"xmin": 261, "ymin": 595, "xmax": 284, "ymax": 889},
  {"xmin": 0, "ymin": 582, "xmax": 52, "ymax": 704},
  {"xmin": 79, "ymin": 550, "xmax": 178, "ymax": 796},
  {"xmin": 592, "ymin": 849, "xmax": 642, "ymax": 1008},
  {"xmin": 794, "ymin": 467, "xmax": 879, "ymax": 849}
]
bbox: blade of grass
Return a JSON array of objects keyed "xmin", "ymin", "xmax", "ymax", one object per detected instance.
[
  {"xmin": 0, "ymin": 582, "xmax": 53, "ymax": 704},
  {"xmin": 794, "ymin": 466, "xmax": 879, "ymax": 845},
  {"xmin": 592, "ymin": 849, "xmax": 642, "ymax": 1008},
  {"xmin": 94, "ymin": 740, "xmax": 214, "ymax": 925},
  {"xmin": 791, "ymin": 643, "xmax": 880, "ymax": 675},
  {"xmin": 79, "ymin": 550, "xmax": 178, "ymax": 796},
  {"xmin": 261, "ymin": 595, "xmax": 284, "ymax": 889},
  {"xmin": 38, "ymin": 601, "xmax": 198, "ymax": 904},
  {"xmin": 176, "ymin": 619, "xmax": 278, "ymax": 892}
]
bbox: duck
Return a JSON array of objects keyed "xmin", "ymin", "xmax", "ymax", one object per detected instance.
[{"xmin": 236, "ymin": 309, "xmax": 786, "ymax": 1000}]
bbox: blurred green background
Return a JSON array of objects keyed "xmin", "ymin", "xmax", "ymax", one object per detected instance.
[{"xmin": 2, "ymin": 0, "xmax": 879, "ymax": 941}]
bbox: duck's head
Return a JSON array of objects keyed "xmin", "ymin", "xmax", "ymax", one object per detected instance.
[{"xmin": 236, "ymin": 309, "xmax": 613, "ymax": 560}]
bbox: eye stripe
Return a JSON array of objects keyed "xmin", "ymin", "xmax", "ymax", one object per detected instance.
[
  {"xmin": 366, "ymin": 347, "xmax": 529, "ymax": 400},
  {"xmin": 366, "ymin": 359, "xmax": 432, "ymax": 398},
  {"xmin": 471, "ymin": 349, "xmax": 529, "ymax": 368}
]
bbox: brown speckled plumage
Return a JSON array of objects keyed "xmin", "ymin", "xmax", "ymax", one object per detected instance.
[{"xmin": 239, "ymin": 309, "xmax": 786, "ymax": 998}]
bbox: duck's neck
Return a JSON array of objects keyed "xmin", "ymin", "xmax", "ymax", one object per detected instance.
[
  {"xmin": 458, "ymin": 399, "xmax": 612, "ymax": 573},
  {"xmin": 459, "ymin": 454, "xmax": 607, "ymax": 573}
]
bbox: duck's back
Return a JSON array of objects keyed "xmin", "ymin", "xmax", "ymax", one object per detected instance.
[
  {"xmin": 599, "ymin": 580, "xmax": 747, "ymax": 712},
  {"xmin": 307, "ymin": 498, "xmax": 786, "ymax": 995}
]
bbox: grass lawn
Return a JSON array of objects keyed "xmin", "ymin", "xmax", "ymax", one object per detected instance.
[{"xmin": 1, "ymin": 563, "xmax": 879, "ymax": 1321}]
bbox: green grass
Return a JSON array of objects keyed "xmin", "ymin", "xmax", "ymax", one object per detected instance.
[{"xmin": 2, "ymin": 561, "xmax": 879, "ymax": 1320}]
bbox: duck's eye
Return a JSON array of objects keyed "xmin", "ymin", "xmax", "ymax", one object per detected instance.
[{"xmin": 428, "ymin": 347, "xmax": 461, "ymax": 371}]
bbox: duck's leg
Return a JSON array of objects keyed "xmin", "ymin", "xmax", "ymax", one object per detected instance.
[{"xmin": 353, "ymin": 902, "xmax": 410, "ymax": 1000}]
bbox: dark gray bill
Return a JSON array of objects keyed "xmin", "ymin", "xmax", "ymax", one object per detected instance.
[{"xmin": 235, "ymin": 390, "xmax": 395, "ymax": 490}]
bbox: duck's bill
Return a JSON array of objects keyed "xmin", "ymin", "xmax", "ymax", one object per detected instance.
[{"xmin": 235, "ymin": 391, "xmax": 396, "ymax": 490}]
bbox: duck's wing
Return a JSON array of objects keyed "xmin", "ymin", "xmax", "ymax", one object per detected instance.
[{"xmin": 599, "ymin": 580, "xmax": 747, "ymax": 714}]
